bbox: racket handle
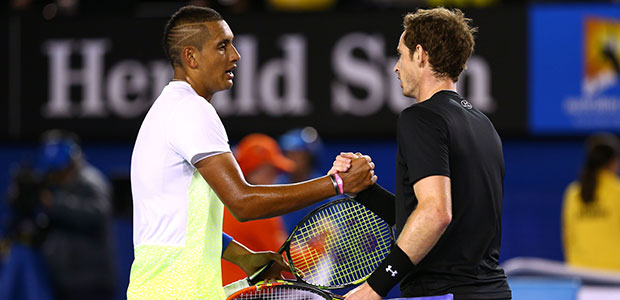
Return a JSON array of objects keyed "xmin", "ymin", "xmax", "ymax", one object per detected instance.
[
  {"xmin": 248, "ymin": 260, "xmax": 276, "ymax": 285},
  {"xmin": 222, "ymin": 278, "xmax": 250, "ymax": 297},
  {"xmin": 222, "ymin": 259, "xmax": 277, "ymax": 296}
]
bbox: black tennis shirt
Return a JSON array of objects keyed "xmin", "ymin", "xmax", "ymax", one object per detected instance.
[{"xmin": 395, "ymin": 90, "xmax": 511, "ymax": 299}]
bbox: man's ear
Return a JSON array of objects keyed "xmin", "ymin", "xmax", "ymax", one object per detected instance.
[
  {"xmin": 181, "ymin": 46, "xmax": 199, "ymax": 68},
  {"xmin": 415, "ymin": 44, "xmax": 426, "ymax": 67}
]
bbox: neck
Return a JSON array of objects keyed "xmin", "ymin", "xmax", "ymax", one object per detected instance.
[
  {"xmin": 606, "ymin": 159, "xmax": 620, "ymax": 174},
  {"xmin": 416, "ymin": 74, "xmax": 457, "ymax": 103},
  {"xmin": 173, "ymin": 69, "xmax": 213, "ymax": 101}
]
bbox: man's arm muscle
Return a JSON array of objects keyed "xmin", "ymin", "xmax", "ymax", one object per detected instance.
[{"xmin": 396, "ymin": 175, "xmax": 452, "ymax": 263}]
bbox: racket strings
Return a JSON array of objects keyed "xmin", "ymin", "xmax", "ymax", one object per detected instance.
[
  {"xmin": 288, "ymin": 201, "xmax": 392, "ymax": 287},
  {"xmin": 291, "ymin": 203, "xmax": 382, "ymax": 274},
  {"xmin": 325, "ymin": 204, "xmax": 391, "ymax": 284},
  {"xmin": 230, "ymin": 285, "xmax": 329, "ymax": 300}
]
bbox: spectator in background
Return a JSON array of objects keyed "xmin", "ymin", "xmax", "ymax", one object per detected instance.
[
  {"xmin": 279, "ymin": 127, "xmax": 323, "ymax": 184},
  {"xmin": 278, "ymin": 127, "xmax": 336, "ymax": 233},
  {"xmin": 222, "ymin": 133, "xmax": 292, "ymax": 285},
  {"xmin": 35, "ymin": 130, "xmax": 116, "ymax": 300},
  {"xmin": 562, "ymin": 133, "xmax": 620, "ymax": 272},
  {"xmin": 1, "ymin": 162, "xmax": 53, "ymax": 300}
]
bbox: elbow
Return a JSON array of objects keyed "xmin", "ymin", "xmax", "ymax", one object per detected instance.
[
  {"xmin": 225, "ymin": 193, "xmax": 262, "ymax": 222},
  {"xmin": 437, "ymin": 209, "xmax": 452, "ymax": 230},
  {"xmin": 427, "ymin": 205, "xmax": 451, "ymax": 231},
  {"xmin": 231, "ymin": 213, "xmax": 250, "ymax": 223},
  {"xmin": 219, "ymin": 183, "xmax": 262, "ymax": 222},
  {"xmin": 226, "ymin": 202, "xmax": 254, "ymax": 222}
]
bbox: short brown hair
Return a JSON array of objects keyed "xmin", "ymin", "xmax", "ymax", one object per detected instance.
[
  {"xmin": 163, "ymin": 6, "xmax": 223, "ymax": 67},
  {"xmin": 403, "ymin": 8, "xmax": 476, "ymax": 82}
]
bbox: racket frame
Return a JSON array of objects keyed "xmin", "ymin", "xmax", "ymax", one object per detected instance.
[
  {"xmin": 226, "ymin": 280, "xmax": 341, "ymax": 300},
  {"xmin": 281, "ymin": 197, "xmax": 395, "ymax": 289},
  {"xmin": 228, "ymin": 197, "xmax": 394, "ymax": 295}
]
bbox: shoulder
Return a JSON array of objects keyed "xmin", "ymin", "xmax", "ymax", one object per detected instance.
[
  {"xmin": 167, "ymin": 95, "xmax": 221, "ymax": 128},
  {"xmin": 176, "ymin": 94, "xmax": 217, "ymax": 114},
  {"xmin": 563, "ymin": 181, "xmax": 580, "ymax": 200},
  {"xmin": 601, "ymin": 172, "xmax": 620, "ymax": 193},
  {"xmin": 562, "ymin": 182, "xmax": 581, "ymax": 215},
  {"xmin": 400, "ymin": 104, "xmax": 439, "ymax": 119},
  {"xmin": 398, "ymin": 104, "xmax": 447, "ymax": 128},
  {"xmin": 162, "ymin": 82, "xmax": 219, "ymax": 116}
]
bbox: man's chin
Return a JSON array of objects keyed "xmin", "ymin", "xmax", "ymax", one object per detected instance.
[{"xmin": 221, "ymin": 81, "xmax": 234, "ymax": 90}]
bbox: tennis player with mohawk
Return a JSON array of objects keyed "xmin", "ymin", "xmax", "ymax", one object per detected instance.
[{"xmin": 127, "ymin": 6, "xmax": 376, "ymax": 299}]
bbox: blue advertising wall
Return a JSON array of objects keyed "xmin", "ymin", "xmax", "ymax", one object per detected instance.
[{"xmin": 530, "ymin": 4, "xmax": 620, "ymax": 134}]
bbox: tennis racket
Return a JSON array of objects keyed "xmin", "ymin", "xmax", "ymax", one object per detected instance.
[
  {"xmin": 224, "ymin": 197, "xmax": 393, "ymax": 296},
  {"xmin": 227, "ymin": 280, "xmax": 343, "ymax": 300}
]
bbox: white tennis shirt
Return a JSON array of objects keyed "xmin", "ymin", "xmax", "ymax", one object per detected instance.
[
  {"xmin": 128, "ymin": 80, "xmax": 231, "ymax": 299},
  {"xmin": 131, "ymin": 80, "xmax": 230, "ymax": 246}
]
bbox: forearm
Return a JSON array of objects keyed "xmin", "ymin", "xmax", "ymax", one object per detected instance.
[
  {"xmin": 364, "ymin": 202, "xmax": 450, "ymax": 297},
  {"xmin": 222, "ymin": 239, "xmax": 290, "ymax": 280},
  {"xmin": 365, "ymin": 177, "xmax": 451, "ymax": 297},
  {"xmin": 196, "ymin": 153, "xmax": 373, "ymax": 222},
  {"xmin": 396, "ymin": 202, "xmax": 451, "ymax": 264},
  {"xmin": 228, "ymin": 176, "xmax": 337, "ymax": 221},
  {"xmin": 222, "ymin": 239, "xmax": 253, "ymax": 264},
  {"xmin": 222, "ymin": 239, "xmax": 259, "ymax": 277}
]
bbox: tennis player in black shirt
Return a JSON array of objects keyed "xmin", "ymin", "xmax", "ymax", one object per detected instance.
[{"xmin": 331, "ymin": 8, "xmax": 512, "ymax": 300}]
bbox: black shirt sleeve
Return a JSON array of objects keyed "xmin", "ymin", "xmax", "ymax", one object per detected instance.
[
  {"xmin": 353, "ymin": 184, "xmax": 396, "ymax": 226},
  {"xmin": 398, "ymin": 106, "xmax": 450, "ymax": 186}
]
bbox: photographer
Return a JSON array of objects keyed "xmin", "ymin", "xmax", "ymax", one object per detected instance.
[{"xmin": 33, "ymin": 130, "xmax": 116, "ymax": 300}]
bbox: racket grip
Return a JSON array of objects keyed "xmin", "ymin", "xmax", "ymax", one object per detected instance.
[
  {"xmin": 247, "ymin": 260, "xmax": 276, "ymax": 285},
  {"xmin": 223, "ymin": 278, "xmax": 250, "ymax": 297}
]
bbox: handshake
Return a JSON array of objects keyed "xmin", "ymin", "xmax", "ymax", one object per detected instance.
[{"xmin": 327, "ymin": 152, "xmax": 377, "ymax": 195}]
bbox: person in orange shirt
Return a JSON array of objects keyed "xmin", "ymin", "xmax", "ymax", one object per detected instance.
[{"xmin": 222, "ymin": 134, "xmax": 294, "ymax": 285}]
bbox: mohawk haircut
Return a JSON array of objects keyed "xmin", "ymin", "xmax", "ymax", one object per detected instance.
[{"xmin": 163, "ymin": 6, "xmax": 223, "ymax": 67}]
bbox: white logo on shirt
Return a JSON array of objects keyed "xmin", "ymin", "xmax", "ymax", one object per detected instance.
[
  {"xmin": 386, "ymin": 265, "xmax": 398, "ymax": 277},
  {"xmin": 461, "ymin": 100, "xmax": 473, "ymax": 109}
]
